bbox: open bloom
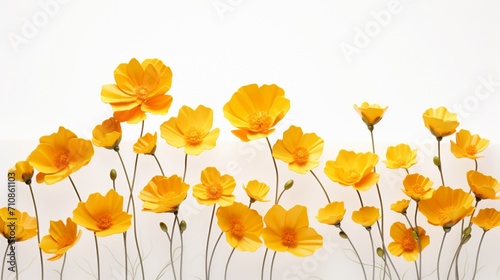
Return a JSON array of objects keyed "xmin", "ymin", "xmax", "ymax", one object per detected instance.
[
  {"xmin": 353, "ymin": 102, "xmax": 388, "ymax": 126},
  {"xmin": 27, "ymin": 126, "xmax": 94, "ymax": 185},
  {"xmin": 272, "ymin": 125, "xmax": 324, "ymax": 174},
  {"xmin": 472, "ymin": 208, "xmax": 500, "ymax": 231},
  {"xmin": 92, "ymin": 117, "xmax": 122, "ymax": 149},
  {"xmin": 262, "ymin": 205, "xmax": 322, "ymax": 257},
  {"xmin": 316, "ymin": 201, "xmax": 346, "ymax": 226},
  {"xmin": 388, "ymin": 222, "xmax": 430, "ymax": 262},
  {"xmin": 223, "ymin": 84, "xmax": 290, "ymax": 142},
  {"xmin": 192, "ymin": 167, "xmax": 236, "ymax": 207},
  {"xmin": 451, "ymin": 129, "xmax": 489, "ymax": 159},
  {"xmin": 9, "ymin": 160, "xmax": 34, "ymax": 183},
  {"xmin": 352, "ymin": 206, "xmax": 380, "ymax": 228},
  {"xmin": 402, "ymin": 173, "xmax": 434, "ymax": 202},
  {"xmin": 419, "ymin": 186, "xmax": 474, "ymax": 228},
  {"xmin": 0, "ymin": 208, "xmax": 37, "ymax": 242},
  {"xmin": 73, "ymin": 189, "xmax": 132, "ymax": 237},
  {"xmin": 383, "ymin": 144, "xmax": 417, "ymax": 169},
  {"xmin": 160, "ymin": 105, "xmax": 220, "ymax": 155},
  {"xmin": 139, "ymin": 175, "xmax": 190, "ymax": 213},
  {"xmin": 324, "ymin": 150, "xmax": 380, "ymax": 191},
  {"xmin": 133, "ymin": 132, "xmax": 157, "ymax": 155},
  {"xmin": 390, "ymin": 199, "xmax": 410, "ymax": 214},
  {"xmin": 101, "ymin": 58, "xmax": 173, "ymax": 123},
  {"xmin": 467, "ymin": 170, "xmax": 500, "ymax": 200},
  {"xmin": 243, "ymin": 180, "xmax": 270, "ymax": 202},
  {"xmin": 422, "ymin": 106, "xmax": 459, "ymax": 138},
  {"xmin": 39, "ymin": 218, "xmax": 82, "ymax": 261},
  {"xmin": 216, "ymin": 202, "xmax": 263, "ymax": 252}
]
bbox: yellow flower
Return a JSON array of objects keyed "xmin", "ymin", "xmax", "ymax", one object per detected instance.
[
  {"xmin": 9, "ymin": 160, "xmax": 34, "ymax": 183},
  {"xmin": 471, "ymin": 208, "xmax": 500, "ymax": 231},
  {"xmin": 353, "ymin": 102, "xmax": 388, "ymax": 126},
  {"xmin": 72, "ymin": 189, "xmax": 132, "ymax": 237},
  {"xmin": 467, "ymin": 170, "xmax": 500, "ymax": 200},
  {"xmin": 390, "ymin": 199, "xmax": 411, "ymax": 214},
  {"xmin": 216, "ymin": 202, "xmax": 263, "ymax": 252},
  {"xmin": 223, "ymin": 84, "xmax": 290, "ymax": 142},
  {"xmin": 101, "ymin": 58, "xmax": 173, "ymax": 123},
  {"xmin": 133, "ymin": 132, "xmax": 157, "ymax": 155},
  {"xmin": 324, "ymin": 150, "xmax": 380, "ymax": 191},
  {"xmin": 422, "ymin": 106, "xmax": 460, "ymax": 138},
  {"xmin": 160, "ymin": 105, "xmax": 220, "ymax": 155},
  {"xmin": 0, "ymin": 208, "xmax": 37, "ymax": 242},
  {"xmin": 388, "ymin": 222, "xmax": 429, "ymax": 262},
  {"xmin": 27, "ymin": 126, "xmax": 94, "ymax": 185},
  {"xmin": 450, "ymin": 129, "xmax": 490, "ymax": 159},
  {"xmin": 316, "ymin": 201, "xmax": 346, "ymax": 226},
  {"xmin": 192, "ymin": 167, "xmax": 236, "ymax": 207},
  {"xmin": 39, "ymin": 218, "xmax": 82, "ymax": 261},
  {"xmin": 92, "ymin": 117, "xmax": 122, "ymax": 149},
  {"xmin": 383, "ymin": 144, "xmax": 417, "ymax": 169},
  {"xmin": 351, "ymin": 206, "xmax": 380, "ymax": 228},
  {"xmin": 418, "ymin": 186, "xmax": 474, "ymax": 228},
  {"xmin": 272, "ymin": 125, "xmax": 324, "ymax": 174},
  {"xmin": 139, "ymin": 175, "xmax": 190, "ymax": 213},
  {"xmin": 402, "ymin": 174, "xmax": 434, "ymax": 202},
  {"xmin": 243, "ymin": 180, "xmax": 270, "ymax": 202},
  {"xmin": 262, "ymin": 205, "xmax": 323, "ymax": 257}
]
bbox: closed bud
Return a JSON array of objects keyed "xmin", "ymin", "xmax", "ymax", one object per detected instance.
[
  {"xmin": 284, "ymin": 180, "xmax": 294, "ymax": 190},
  {"xmin": 433, "ymin": 156, "xmax": 441, "ymax": 167},
  {"xmin": 110, "ymin": 169, "xmax": 117, "ymax": 181},
  {"xmin": 180, "ymin": 220, "xmax": 187, "ymax": 233},
  {"xmin": 159, "ymin": 222, "xmax": 168, "ymax": 233},
  {"xmin": 462, "ymin": 234, "xmax": 471, "ymax": 244},
  {"xmin": 377, "ymin": 247, "xmax": 384, "ymax": 258},
  {"xmin": 411, "ymin": 230, "xmax": 419, "ymax": 240},
  {"xmin": 339, "ymin": 231, "xmax": 348, "ymax": 239},
  {"xmin": 463, "ymin": 226, "xmax": 472, "ymax": 237}
]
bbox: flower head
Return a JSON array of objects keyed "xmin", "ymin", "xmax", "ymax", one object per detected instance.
[
  {"xmin": 272, "ymin": 126, "xmax": 324, "ymax": 174},
  {"xmin": 402, "ymin": 173, "xmax": 434, "ymax": 202},
  {"xmin": 160, "ymin": 105, "xmax": 220, "ymax": 155},
  {"xmin": 467, "ymin": 170, "xmax": 500, "ymax": 200},
  {"xmin": 139, "ymin": 175, "xmax": 190, "ymax": 213},
  {"xmin": 353, "ymin": 102, "xmax": 388, "ymax": 126},
  {"xmin": 422, "ymin": 106, "xmax": 459, "ymax": 138},
  {"xmin": 390, "ymin": 199, "xmax": 411, "ymax": 214},
  {"xmin": 262, "ymin": 205, "xmax": 323, "ymax": 257},
  {"xmin": 101, "ymin": 58, "xmax": 173, "ymax": 123},
  {"xmin": 27, "ymin": 126, "xmax": 94, "ymax": 185},
  {"xmin": 73, "ymin": 189, "xmax": 132, "ymax": 237},
  {"xmin": 383, "ymin": 144, "xmax": 417, "ymax": 170},
  {"xmin": 92, "ymin": 117, "xmax": 122, "ymax": 149},
  {"xmin": 316, "ymin": 201, "xmax": 346, "ymax": 226},
  {"xmin": 324, "ymin": 150, "xmax": 380, "ymax": 191},
  {"xmin": 388, "ymin": 222, "xmax": 430, "ymax": 262},
  {"xmin": 0, "ymin": 208, "xmax": 37, "ymax": 242},
  {"xmin": 9, "ymin": 160, "xmax": 34, "ymax": 183},
  {"xmin": 351, "ymin": 206, "xmax": 380, "ymax": 228},
  {"xmin": 451, "ymin": 129, "xmax": 489, "ymax": 159},
  {"xmin": 223, "ymin": 84, "xmax": 290, "ymax": 142},
  {"xmin": 472, "ymin": 208, "xmax": 500, "ymax": 231},
  {"xmin": 192, "ymin": 167, "xmax": 236, "ymax": 207},
  {"xmin": 133, "ymin": 132, "xmax": 157, "ymax": 155},
  {"xmin": 39, "ymin": 218, "xmax": 82, "ymax": 261},
  {"xmin": 243, "ymin": 180, "xmax": 270, "ymax": 202}
]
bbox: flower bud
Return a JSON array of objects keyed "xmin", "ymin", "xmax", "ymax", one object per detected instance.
[
  {"xmin": 110, "ymin": 169, "xmax": 117, "ymax": 181},
  {"xmin": 180, "ymin": 220, "xmax": 187, "ymax": 233},
  {"xmin": 339, "ymin": 231, "xmax": 348, "ymax": 239},
  {"xmin": 376, "ymin": 247, "xmax": 384, "ymax": 258},
  {"xmin": 433, "ymin": 156, "xmax": 441, "ymax": 167},
  {"xmin": 159, "ymin": 222, "xmax": 168, "ymax": 233},
  {"xmin": 284, "ymin": 180, "xmax": 294, "ymax": 190}
]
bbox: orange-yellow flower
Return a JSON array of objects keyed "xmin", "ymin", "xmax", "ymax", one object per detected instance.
[
  {"xmin": 388, "ymin": 222, "xmax": 429, "ymax": 262},
  {"xmin": 353, "ymin": 102, "xmax": 388, "ymax": 126},
  {"xmin": 422, "ymin": 106, "xmax": 459, "ymax": 138},
  {"xmin": 272, "ymin": 126, "xmax": 324, "ymax": 174},
  {"xmin": 450, "ymin": 129, "xmax": 490, "ymax": 159},
  {"xmin": 467, "ymin": 170, "xmax": 500, "ymax": 200},
  {"xmin": 192, "ymin": 167, "xmax": 236, "ymax": 207},
  {"xmin": 390, "ymin": 199, "xmax": 411, "ymax": 214},
  {"xmin": 243, "ymin": 180, "xmax": 270, "ymax": 202},
  {"xmin": 471, "ymin": 208, "xmax": 500, "ymax": 231},
  {"xmin": 216, "ymin": 202, "xmax": 263, "ymax": 252},
  {"xmin": 133, "ymin": 132, "xmax": 157, "ymax": 155},
  {"xmin": 223, "ymin": 84, "xmax": 290, "ymax": 142},
  {"xmin": 0, "ymin": 208, "xmax": 37, "ymax": 242},
  {"xmin": 139, "ymin": 175, "xmax": 190, "ymax": 213},
  {"xmin": 383, "ymin": 144, "xmax": 417, "ymax": 169},
  {"xmin": 418, "ymin": 186, "xmax": 474, "ymax": 228},
  {"xmin": 160, "ymin": 105, "xmax": 220, "ymax": 155},
  {"xmin": 27, "ymin": 126, "xmax": 94, "ymax": 185},
  {"xmin": 72, "ymin": 189, "xmax": 132, "ymax": 237},
  {"xmin": 402, "ymin": 174, "xmax": 434, "ymax": 202},
  {"xmin": 39, "ymin": 218, "xmax": 82, "ymax": 261},
  {"xmin": 101, "ymin": 58, "xmax": 173, "ymax": 123},
  {"xmin": 262, "ymin": 205, "xmax": 323, "ymax": 256},
  {"xmin": 324, "ymin": 150, "xmax": 380, "ymax": 191},
  {"xmin": 9, "ymin": 160, "xmax": 34, "ymax": 183},
  {"xmin": 352, "ymin": 206, "xmax": 380, "ymax": 228},
  {"xmin": 92, "ymin": 117, "xmax": 122, "ymax": 149},
  {"xmin": 316, "ymin": 201, "xmax": 346, "ymax": 226}
]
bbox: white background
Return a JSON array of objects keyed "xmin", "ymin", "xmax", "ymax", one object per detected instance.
[{"xmin": 1, "ymin": 1, "xmax": 500, "ymax": 279}]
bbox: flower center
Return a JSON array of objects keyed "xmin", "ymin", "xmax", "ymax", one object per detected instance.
[
  {"xmin": 248, "ymin": 111, "xmax": 272, "ymax": 132},
  {"xmin": 229, "ymin": 218, "xmax": 245, "ymax": 239},
  {"xmin": 58, "ymin": 234, "xmax": 73, "ymax": 248},
  {"xmin": 206, "ymin": 183, "xmax": 223, "ymax": 200},
  {"xmin": 281, "ymin": 228, "xmax": 298, "ymax": 248},
  {"xmin": 292, "ymin": 147, "xmax": 309, "ymax": 165},
  {"xmin": 135, "ymin": 87, "xmax": 149, "ymax": 101},
  {"xmin": 466, "ymin": 145, "xmax": 477, "ymax": 155},
  {"xmin": 347, "ymin": 169, "xmax": 360, "ymax": 181},
  {"xmin": 96, "ymin": 214, "xmax": 113, "ymax": 230},
  {"xmin": 412, "ymin": 184, "xmax": 424, "ymax": 194},
  {"xmin": 396, "ymin": 158, "xmax": 407, "ymax": 166},
  {"xmin": 54, "ymin": 151, "xmax": 70, "ymax": 169},
  {"xmin": 401, "ymin": 232, "xmax": 417, "ymax": 251},
  {"xmin": 163, "ymin": 191, "xmax": 177, "ymax": 200},
  {"xmin": 185, "ymin": 126, "xmax": 203, "ymax": 146}
]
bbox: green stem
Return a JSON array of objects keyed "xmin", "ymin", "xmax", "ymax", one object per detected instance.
[
  {"xmin": 224, "ymin": 248, "xmax": 236, "ymax": 280},
  {"xmin": 266, "ymin": 137, "xmax": 279, "ymax": 205},
  {"xmin": 123, "ymin": 232, "xmax": 128, "ymax": 280},
  {"xmin": 310, "ymin": 170, "xmax": 330, "ymax": 203},
  {"xmin": 414, "ymin": 204, "xmax": 422, "ymax": 280},
  {"xmin": 367, "ymin": 228, "xmax": 375, "ymax": 280},
  {"xmin": 153, "ymin": 154, "xmax": 165, "ymax": 176},
  {"xmin": 182, "ymin": 154, "xmax": 188, "ymax": 183},
  {"xmin": 261, "ymin": 248, "xmax": 269, "ymax": 280},
  {"xmin": 175, "ymin": 213, "xmax": 184, "ymax": 280},
  {"xmin": 339, "ymin": 225, "xmax": 367, "ymax": 280},
  {"xmin": 27, "ymin": 184, "xmax": 43, "ymax": 280},
  {"xmin": 436, "ymin": 138, "xmax": 445, "ymax": 186},
  {"xmin": 170, "ymin": 215, "xmax": 178, "ymax": 280},
  {"xmin": 208, "ymin": 232, "xmax": 224, "ymax": 279},
  {"xmin": 474, "ymin": 159, "xmax": 478, "ymax": 172},
  {"xmin": 94, "ymin": 234, "xmax": 100, "ymax": 280},
  {"xmin": 59, "ymin": 253, "xmax": 67, "ymax": 280},
  {"xmin": 205, "ymin": 205, "xmax": 216, "ymax": 280},
  {"xmin": 68, "ymin": 176, "xmax": 82, "ymax": 202},
  {"xmin": 356, "ymin": 191, "xmax": 364, "ymax": 207},
  {"xmin": 437, "ymin": 230, "xmax": 449, "ymax": 280},
  {"xmin": 472, "ymin": 230, "xmax": 487, "ymax": 280},
  {"xmin": 269, "ymin": 251, "xmax": 277, "ymax": 280}
]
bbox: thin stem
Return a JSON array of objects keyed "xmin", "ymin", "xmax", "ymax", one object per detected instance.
[
  {"xmin": 153, "ymin": 154, "xmax": 165, "ymax": 176},
  {"xmin": 28, "ymin": 184, "xmax": 44, "ymax": 280},
  {"xmin": 356, "ymin": 191, "xmax": 365, "ymax": 207},
  {"xmin": 413, "ymin": 261, "xmax": 419, "ymax": 280},
  {"xmin": 437, "ymin": 230, "xmax": 449, "ymax": 280},
  {"xmin": 1, "ymin": 243, "xmax": 8, "ymax": 280},
  {"xmin": 339, "ymin": 225, "xmax": 367, "ymax": 280},
  {"xmin": 310, "ymin": 170, "xmax": 331, "ymax": 203},
  {"xmin": 205, "ymin": 205, "xmax": 216, "ymax": 280},
  {"xmin": 208, "ymin": 232, "xmax": 224, "ymax": 278},
  {"xmin": 368, "ymin": 228, "xmax": 375, "ymax": 280},
  {"xmin": 472, "ymin": 230, "xmax": 487, "ymax": 280},
  {"xmin": 403, "ymin": 213, "xmax": 414, "ymax": 229},
  {"xmin": 448, "ymin": 242, "xmax": 463, "ymax": 280},
  {"xmin": 170, "ymin": 215, "xmax": 178, "ymax": 280},
  {"xmin": 59, "ymin": 253, "xmax": 67, "ymax": 280},
  {"xmin": 68, "ymin": 176, "xmax": 82, "ymax": 202},
  {"xmin": 175, "ymin": 213, "xmax": 184, "ymax": 280},
  {"xmin": 414, "ymin": 204, "xmax": 423, "ymax": 280},
  {"xmin": 224, "ymin": 248, "xmax": 236, "ymax": 280},
  {"xmin": 437, "ymin": 138, "xmax": 445, "ymax": 186},
  {"xmin": 270, "ymin": 251, "xmax": 277, "ymax": 280},
  {"xmin": 474, "ymin": 159, "xmax": 478, "ymax": 172},
  {"xmin": 94, "ymin": 234, "xmax": 100, "ymax": 280},
  {"xmin": 261, "ymin": 248, "xmax": 269, "ymax": 280},
  {"xmin": 276, "ymin": 189, "xmax": 286, "ymax": 204},
  {"xmin": 123, "ymin": 232, "xmax": 128, "ymax": 280},
  {"xmin": 182, "ymin": 154, "xmax": 188, "ymax": 182},
  {"xmin": 266, "ymin": 137, "xmax": 279, "ymax": 204}
]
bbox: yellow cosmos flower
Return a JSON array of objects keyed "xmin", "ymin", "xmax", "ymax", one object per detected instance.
[
  {"xmin": 390, "ymin": 199, "xmax": 410, "ymax": 214},
  {"xmin": 243, "ymin": 180, "xmax": 270, "ymax": 202},
  {"xmin": 160, "ymin": 105, "xmax": 220, "ymax": 155},
  {"xmin": 133, "ymin": 132, "xmax": 157, "ymax": 155},
  {"xmin": 216, "ymin": 202, "xmax": 263, "ymax": 252},
  {"xmin": 9, "ymin": 160, "xmax": 34, "ymax": 183},
  {"xmin": 467, "ymin": 170, "xmax": 500, "ymax": 200},
  {"xmin": 272, "ymin": 125, "xmax": 324, "ymax": 174},
  {"xmin": 351, "ymin": 206, "xmax": 380, "ymax": 228},
  {"xmin": 0, "ymin": 208, "xmax": 37, "ymax": 242},
  {"xmin": 353, "ymin": 102, "xmax": 388, "ymax": 126},
  {"xmin": 471, "ymin": 208, "xmax": 500, "ymax": 231},
  {"xmin": 39, "ymin": 218, "xmax": 82, "ymax": 261},
  {"xmin": 27, "ymin": 126, "xmax": 94, "ymax": 185},
  {"xmin": 223, "ymin": 84, "xmax": 290, "ymax": 142},
  {"xmin": 388, "ymin": 222, "xmax": 430, "ymax": 262},
  {"xmin": 324, "ymin": 150, "xmax": 380, "ymax": 191},
  {"xmin": 73, "ymin": 189, "xmax": 132, "ymax": 237},
  {"xmin": 422, "ymin": 106, "xmax": 460, "ymax": 138},
  {"xmin": 192, "ymin": 167, "xmax": 236, "ymax": 207},
  {"xmin": 101, "ymin": 58, "xmax": 173, "ymax": 123},
  {"xmin": 262, "ymin": 205, "xmax": 323, "ymax": 257},
  {"xmin": 92, "ymin": 117, "xmax": 122, "ymax": 150},
  {"xmin": 418, "ymin": 186, "xmax": 475, "ymax": 228},
  {"xmin": 450, "ymin": 129, "xmax": 490, "ymax": 159},
  {"xmin": 316, "ymin": 201, "xmax": 346, "ymax": 226},
  {"xmin": 402, "ymin": 174, "xmax": 434, "ymax": 202},
  {"xmin": 383, "ymin": 144, "xmax": 417, "ymax": 169},
  {"xmin": 139, "ymin": 175, "xmax": 190, "ymax": 213}
]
